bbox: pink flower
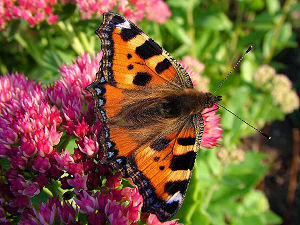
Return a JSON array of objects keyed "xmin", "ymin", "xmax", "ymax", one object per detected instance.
[
  {"xmin": 22, "ymin": 181, "xmax": 40, "ymax": 197},
  {"xmin": 1, "ymin": 0, "xmax": 171, "ymax": 30},
  {"xmin": 0, "ymin": 126, "xmax": 17, "ymax": 145},
  {"xmin": 106, "ymin": 174, "xmax": 122, "ymax": 188},
  {"xmin": 59, "ymin": 201, "xmax": 77, "ymax": 224},
  {"xmin": 19, "ymin": 211, "xmax": 41, "ymax": 225},
  {"xmin": 105, "ymin": 199, "xmax": 129, "ymax": 225},
  {"xmin": 73, "ymin": 119, "xmax": 90, "ymax": 138},
  {"xmin": 0, "ymin": 0, "xmax": 61, "ymax": 29},
  {"xmin": 78, "ymin": 136, "xmax": 99, "ymax": 157},
  {"xmin": 87, "ymin": 212, "xmax": 106, "ymax": 225},
  {"xmin": 32, "ymin": 156, "xmax": 51, "ymax": 173},
  {"xmin": 55, "ymin": 150, "xmax": 74, "ymax": 169},
  {"xmin": 11, "ymin": 154, "xmax": 28, "ymax": 170},
  {"xmin": 147, "ymin": 214, "xmax": 183, "ymax": 225},
  {"xmin": 145, "ymin": 0, "xmax": 171, "ymax": 23},
  {"xmin": 48, "ymin": 164, "xmax": 64, "ymax": 179},
  {"xmin": 0, "ymin": 73, "xmax": 63, "ymax": 159},
  {"xmin": 9, "ymin": 195, "xmax": 30, "ymax": 211},
  {"xmin": 35, "ymin": 173, "xmax": 50, "ymax": 188},
  {"xmin": 68, "ymin": 162, "xmax": 84, "ymax": 175},
  {"xmin": 121, "ymin": 188, "xmax": 143, "ymax": 221},
  {"xmin": 180, "ymin": 56, "xmax": 209, "ymax": 92},
  {"xmin": 67, "ymin": 173, "xmax": 87, "ymax": 190},
  {"xmin": 74, "ymin": 0, "xmax": 171, "ymax": 23},
  {"xmin": 48, "ymin": 52, "xmax": 102, "ymax": 135},
  {"xmin": 86, "ymin": 171, "xmax": 101, "ymax": 189},
  {"xmin": 47, "ymin": 14, "xmax": 58, "ymax": 24},
  {"xmin": 201, "ymin": 105, "xmax": 223, "ymax": 148},
  {"xmin": 75, "ymin": 191, "xmax": 98, "ymax": 214},
  {"xmin": 34, "ymin": 199, "xmax": 57, "ymax": 225},
  {"xmin": 19, "ymin": 210, "xmax": 40, "ymax": 225}
]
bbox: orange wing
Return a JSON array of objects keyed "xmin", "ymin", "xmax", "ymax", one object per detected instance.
[
  {"xmin": 129, "ymin": 119, "xmax": 199, "ymax": 221},
  {"xmin": 95, "ymin": 12, "xmax": 193, "ymax": 90}
]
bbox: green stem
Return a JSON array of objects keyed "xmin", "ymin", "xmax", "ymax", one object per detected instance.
[
  {"xmin": 187, "ymin": 0, "xmax": 196, "ymax": 57},
  {"xmin": 201, "ymin": 159, "xmax": 220, "ymax": 209},
  {"xmin": 56, "ymin": 21, "xmax": 85, "ymax": 55},
  {"xmin": 263, "ymin": 0, "xmax": 295, "ymax": 64},
  {"xmin": 202, "ymin": 184, "xmax": 218, "ymax": 209}
]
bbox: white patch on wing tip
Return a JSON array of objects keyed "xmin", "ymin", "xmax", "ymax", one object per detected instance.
[
  {"xmin": 116, "ymin": 20, "xmax": 131, "ymax": 29},
  {"xmin": 166, "ymin": 192, "xmax": 183, "ymax": 204}
]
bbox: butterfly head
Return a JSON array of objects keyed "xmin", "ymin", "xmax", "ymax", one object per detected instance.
[{"xmin": 204, "ymin": 93, "xmax": 222, "ymax": 109}]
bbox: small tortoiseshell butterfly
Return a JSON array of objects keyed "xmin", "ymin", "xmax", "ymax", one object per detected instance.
[{"xmin": 87, "ymin": 12, "xmax": 222, "ymax": 222}]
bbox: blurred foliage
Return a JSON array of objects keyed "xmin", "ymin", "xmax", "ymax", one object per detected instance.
[{"xmin": 1, "ymin": 0, "xmax": 299, "ymax": 224}]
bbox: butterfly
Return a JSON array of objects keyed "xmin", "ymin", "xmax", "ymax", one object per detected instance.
[{"xmin": 87, "ymin": 12, "xmax": 222, "ymax": 222}]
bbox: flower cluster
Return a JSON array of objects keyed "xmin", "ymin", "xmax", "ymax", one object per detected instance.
[
  {"xmin": 0, "ymin": 0, "xmax": 59, "ymax": 29},
  {"xmin": 0, "ymin": 52, "xmax": 222, "ymax": 224},
  {"xmin": 77, "ymin": 0, "xmax": 171, "ymax": 23},
  {"xmin": 254, "ymin": 65, "xmax": 299, "ymax": 114},
  {"xmin": 201, "ymin": 105, "xmax": 223, "ymax": 148},
  {"xmin": 0, "ymin": 0, "xmax": 171, "ymax": 29}
]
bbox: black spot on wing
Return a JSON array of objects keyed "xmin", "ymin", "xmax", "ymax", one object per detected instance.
[
  {"xmin": 155, "ymin": 58, "xmax": 172, "ymax": 74},
  {"xmin": 165, "ymin": 180, "xmax": 189, "ymax": 195},
  {"xmin": 133, "ymin": 72, "xmax": 152, "ymax": 86},
  {"xmin": 154, "ymin": 157, "xmax": 160, "ymax": 162},
  {"xmin": 111, "ymin": 15, "xmax": 125, "ymax": 25},
  {"xmin": 120, "ymin": 27, "xmax": 142, "ymax": 41},
  {"xmin": 177, "ymin": 137, "xmax": 195, "ymax": 146},
  {"xmin": 127, "ymin": 64, "xmax": 134, "ymax": 70},
  {"xmin": 150, "ymin": 138, "xmax": 171, "ymax": 151},
  {"xmin": 159, "ymin": 166, "xmax": 165, "ymax": 170},
  {"xmin": 136, "ymin": 39, "xmax": 162, "ymax": 59},
  {"xmin": 169, "ymin": 151, "xmax": 196, "ymax": 171},
  {"xmin": 124, "ymin": 151, "xmax": 182, "ymax": 222},
  {"xmin": 127, "ymin": 53, "xmax": 132, "ymax": 59}
]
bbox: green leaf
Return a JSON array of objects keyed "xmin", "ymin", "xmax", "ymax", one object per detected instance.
[
  {"xmin": 65, "ymin": 138, "xmax": 77, "ymax": 154},
  {"xmin": 277, "ymin": 22, "xmax": 293, "ymax": 45},
  {"xmin": 190, "ymin": 208, "xmax": 210, "ymax": 225},
  {"xmin": 0, "ymin": 158, "xmax": 11, "ymax": 170},
  {"xmin": 263, "ymin": 29, "xmax": 273, "ymax": 59},
  {"xmin": 266, "ymin": 0, "xmax": 280, "ymax": 14},
  {"xmin": 263, "ymin": 211, "xmax": 282, "ymax": 224},
  {"xmin": 243, "ymin": 190, "xmax": 269, "ymax": 213},
  {"xmin": 211, "ymin": 152, "xmax": 268, "ymax": 203},
  {"xmin": 199, "ymin": 13, "xmax": 232, "ymax": 31},
  {"xmin": 164, "ymin": 19, "xmax": 192, "ymax": 45},
  {"xmin": 241, "ymin": 56, "xmax": 257, "ymax": 83},
  {"xmin": 31, "ymin": 191, "xmax": 49, "ymax": 209}
]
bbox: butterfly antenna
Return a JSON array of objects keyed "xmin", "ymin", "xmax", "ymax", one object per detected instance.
[
  {"xmin": 213, "ymin": 45, "xmax": 253, "ymax": 95},
  {"xmin": 216, "ymin": 103, "xmax": 271, "ymax": 139}
]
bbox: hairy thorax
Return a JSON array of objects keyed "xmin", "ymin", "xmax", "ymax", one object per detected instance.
[
  {"xmin": 159, "ymin": 89, "xmax": 220, "ymax": 118},
  {"xmin": 111, "ymin": 88, "xmax": 222, "ymax": 128}
]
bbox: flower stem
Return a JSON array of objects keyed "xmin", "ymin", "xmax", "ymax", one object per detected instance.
[{"xmin": 263, "ymin": 0, "xmax": 295, "ymax": 64}]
